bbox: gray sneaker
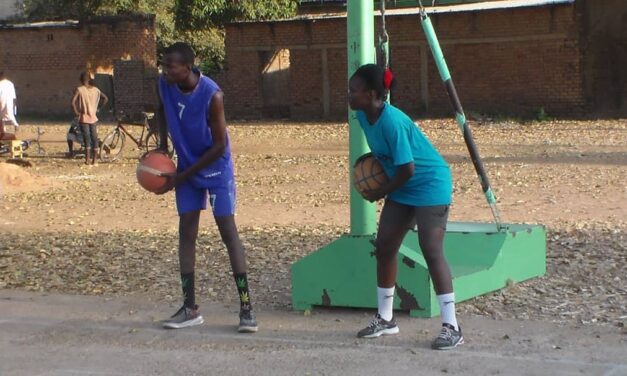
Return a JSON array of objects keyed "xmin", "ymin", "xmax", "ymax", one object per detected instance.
[
  {"xmin": 238, "ymin": 309, "xmax": 258, "ymax": 333},
  {"xmin": 162, "ymin": 305, "xmax": 204, "ymax": 329},
  {"xmin": 431, "ymin": 324, "xmax": 464, "ymax": 350},
  {"xmin": 357, "ymin": 314, "xmax": 399, "ymax": 338}
]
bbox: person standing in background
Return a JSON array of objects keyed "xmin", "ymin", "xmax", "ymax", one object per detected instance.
[
  {"xmin": 71, "ymin": 72, "xmax": 108, "ymax": 165},
  {"xmin": 0, "ymin": 71, "xmax": 19, "ymax": 139}
]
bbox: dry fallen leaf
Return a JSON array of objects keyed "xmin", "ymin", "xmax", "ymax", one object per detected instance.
[{"xmin": 0, "ymin": 120, "xmax": 625, "ymax": 327}]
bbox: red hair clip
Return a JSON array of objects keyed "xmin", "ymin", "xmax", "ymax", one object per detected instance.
[{"xmin": 383, "ymin": 68, "xmax": 394, "ymax": 90}]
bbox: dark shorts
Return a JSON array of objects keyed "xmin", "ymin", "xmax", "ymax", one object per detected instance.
[{"xmin": 380, "ymin": 199, "xmax": 449, "ymax": 231}]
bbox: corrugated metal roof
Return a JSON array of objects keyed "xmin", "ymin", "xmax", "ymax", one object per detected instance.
[
  {"xmin": 237, "ymin": 0, "xmax": 575, "ymax": 23},
  {"xmin": 0, "ymin": 14, "xmax": 153, "ymax": 29},
  {"xmin": 387, "ymin": 0, "xmax": 576, "ymax": 16},
  {"xmin": 0, "ymin": 20, "xmax": 79, "ymax": 29}
]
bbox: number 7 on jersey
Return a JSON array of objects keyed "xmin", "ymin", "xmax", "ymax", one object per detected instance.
[{"xmin": 177, "ymin": 102, "xmax": 186, "ymax": 119}]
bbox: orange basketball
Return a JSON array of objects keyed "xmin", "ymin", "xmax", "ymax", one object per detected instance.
[
  {"xmin": 136, "ymin": 151, "xmax": 176, "ymax": 193},
  {"xmin": 353, "ymin": 153, "xmax": 388, "ymax": 196}
]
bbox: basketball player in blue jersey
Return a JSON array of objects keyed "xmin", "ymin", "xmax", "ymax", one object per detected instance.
[
  {"xmin": 154, "ymin": 42, "xmax": 257, "ymax": 333},
  {"xmin": 349, "ymin": 64, "xmax": 462, "ymax": 350}
]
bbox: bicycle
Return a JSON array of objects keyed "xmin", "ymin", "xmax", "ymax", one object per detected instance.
[
  {"xmin": 0, "ymin": 125, "xmax": 45, "ymax": 158},
  {"xmin": 99, "ymin": 111, "xmax": 174, "ymax": 162}
]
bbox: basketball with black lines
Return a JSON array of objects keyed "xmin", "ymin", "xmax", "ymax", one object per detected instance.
[{"xmin": 353, "ymin": 153, "xmax": 388, "ymax": 197}]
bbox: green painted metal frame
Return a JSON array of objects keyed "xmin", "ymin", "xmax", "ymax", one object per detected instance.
[
  {"xmin": 290, "ymin": 0, "xmax": 547, "ymax": 316},
  {"xmin": 347, "ymin": 0, "xmax": 377, "ymax": 236},
  {"xmin": 292, "ymin": 222, "xmax": 546, "ymax": 317}
]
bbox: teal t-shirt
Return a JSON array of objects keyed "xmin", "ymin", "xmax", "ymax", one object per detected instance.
[{"xmin": 356, "ymin": 103, "xmax": 452, "ymax": 207}]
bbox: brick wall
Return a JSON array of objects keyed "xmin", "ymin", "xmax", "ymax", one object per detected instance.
[
  {"xmin": 84, "ymin": 17, "xmax": 157, "ymax": 75},
  {"xmin": 0, "ymin": 15, "xmax": 156, "ymax": 116},
  {"xmin": 290, "ymin": 49, "xmax": 323, "ymax": 119},
  {"xmin": 220, "ymin": 3, "xmax": 598, "ymax": 119},
  {"xmin": 218, "ymin": 50, "xmax": 264, "ymax": 118},
  {"xmin": 112, "ymin": 60, "xmax": 143, "ymax": 115}
]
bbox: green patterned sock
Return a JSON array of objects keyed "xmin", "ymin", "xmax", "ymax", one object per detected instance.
[
  {"xmin": 234, "ymin": 273, "xmax": 252, "ymax": 311},
  {"xmin": 181, "ymin": 272, "xmax": 195, "ymax": 308}
]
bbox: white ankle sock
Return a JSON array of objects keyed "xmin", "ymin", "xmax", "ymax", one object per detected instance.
[
  {"xmin": 437, "ymin": 293, "xmax": 458, "ymax": 330},
  {"xmin": 377, "ymin": 287, "xmax": 395, "ymax": 321}
]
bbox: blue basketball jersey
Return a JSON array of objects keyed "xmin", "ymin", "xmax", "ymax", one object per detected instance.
[{"xmin": 158, "ymin": 72, "xmax": 233, "ymax": 188}]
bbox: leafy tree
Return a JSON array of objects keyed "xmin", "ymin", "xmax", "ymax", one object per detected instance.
[
  {"xmin": 173, "ymin": 0, "xmax": 299, "ymax": 72},
  {"xmin": 21, "ymin": 0, "xmax": 299, "ymax": 73},
  {"xmin": 174, "ymin": 0, "xmax": 298, "ymax": 30}
]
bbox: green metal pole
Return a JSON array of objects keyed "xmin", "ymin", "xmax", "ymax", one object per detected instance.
[
  {"xmin": 420, "ymin": 12, "xmax": 504, "ymax": 230},
  {"xmin": 347, "ymin": 0, "xmax": 377, "ymax": 236}
]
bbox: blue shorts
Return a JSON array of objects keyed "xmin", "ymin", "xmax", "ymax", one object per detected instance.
[{"xmin": 175, "ymin": 178, "xmax": 236, "ymax": 217}]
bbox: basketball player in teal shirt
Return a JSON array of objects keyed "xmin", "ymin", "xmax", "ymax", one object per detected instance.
[{"xmin": 349, "ymin": 64, "xmax": 463, "ymax": 350}]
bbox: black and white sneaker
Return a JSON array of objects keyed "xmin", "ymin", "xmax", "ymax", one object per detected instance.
[
  {"xmin": 431, "ymin": 324, "xmax": 464, "ymax": 350},
  {"xmin": 162, "ymin": 305, "xmax": 204, "ymax": 329},
  {"xmin": 357, "ymin": 314, "xmax": 399, "ymax": 338},
  {"xmin": 238, "ymin": 309, "xmax": 258, "ymax": 333}
]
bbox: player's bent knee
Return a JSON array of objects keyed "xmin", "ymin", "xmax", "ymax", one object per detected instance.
[
  {"xmin": 421, "ymin": 247, "xmax": 445, "ymax": 265},
  {"xmin": 374, "ymin": 243, "xmax": 396, "ymax": 263}
]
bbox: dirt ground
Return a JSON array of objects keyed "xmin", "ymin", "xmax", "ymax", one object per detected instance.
[
  {"xmin": 0, "ymin": 119, "xmax": 625, "ymax": 329},
  {"xmin": 1, "ymin": 290, "xmax": 626, "ymax": 376}
]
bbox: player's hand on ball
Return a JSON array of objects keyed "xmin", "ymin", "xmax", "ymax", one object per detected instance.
[
  {"xmin": 154, "ymin": 173, "xmax": 177, "ymax": 195},
  {"xmin": 362, "ymin": 188, "xmax": 385, "ymax": 202}
]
